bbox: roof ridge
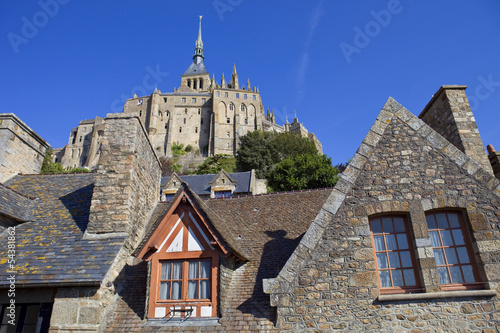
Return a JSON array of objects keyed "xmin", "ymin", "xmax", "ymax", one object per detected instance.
[
  {"xmin": 0, "ymin": 182, "xmax": 36, "ymax": 200},
  {"xmin": 203, "ymin": 186, "xmax": 336, "ymax": 201}
]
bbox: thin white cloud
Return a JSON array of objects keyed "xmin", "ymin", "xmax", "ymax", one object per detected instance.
[{"xmin": 296, "ymin": 1, "xmax": 325, "ymax": 102}]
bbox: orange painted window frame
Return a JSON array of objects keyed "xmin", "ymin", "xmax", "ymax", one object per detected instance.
[
  {"xmin": 369, "ymin": 215, "xmax": 422, "ymax": 294},
  {"xmin": 425, "ymin": 211, "xmax": 483, "ymax": 291}
]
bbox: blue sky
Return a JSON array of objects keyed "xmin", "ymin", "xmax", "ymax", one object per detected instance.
[{"xmin": 1, "ymin": 1, "xmax": 499, "ymax": 165}]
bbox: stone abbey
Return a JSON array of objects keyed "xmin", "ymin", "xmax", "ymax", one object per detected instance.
[{"xmin": 54, "ymin": 17, "xmax": 322, "ymax": 170}]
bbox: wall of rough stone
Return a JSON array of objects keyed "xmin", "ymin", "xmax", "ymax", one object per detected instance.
[
  {"xmin": 419, "ymin": 86, "xmax": 492, "ymax": 174},
  {"xmin": 269, "ymin": 106, "xmax": 500, "ymax": 331},
  {"xmin": 49, "ymin": 113, "xmax": 161, "ymax": 332},
  {"xmin": 0, "ymin": 113, "xmax": 48, "ymax": 182},
  {"xmin": 86, "ymin": 113, "xmax": 161, "ymax": 248}
]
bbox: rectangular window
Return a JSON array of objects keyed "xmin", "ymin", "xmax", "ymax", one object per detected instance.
[
  {"xmin": 138, "ymin": 99, "xmax": 143, "ymax": 105},
  {"xmin": 253, "ymin": 95, "xmax": 256, "ymax": 100},
  {"xmin": 214, "ymin": 191, "xmax": 232, "ymax": 198},
  {"xmin": 370, "ymin": 216, "xmax": 419, "ymax": 293},
  {"xmin": 224, "ymin": 92, "xmax": 228, "ymax": 97},
  {"xmin": 202, "ymin": 98, "xmax": 206, "ymax": 103},
  {"xmin": 227, "ymin": 118, "xmax": 230, "ymax": 124},
  {"xmin": 165, "ymin": 194, "xmax": 175, "ymax": 202},
  {"xmin": 192, "ymin": 98, "xmax": 196, "ymax": 103},
  {"xmin": 159, "ymin": 260, "xmax": 211, "ymax": 300},
  {"xmin": 236, "ymin": 93, "xmax": 239, "ymax": 98},
  {"xmin": 163, "ymin": 97, "xmax": 167, "ymax": 103},
  {"xmin": 184, "ymin": 118, "xmax": 186, "ymax": 124},
  {"xmin": 195, "ymin": 127, "xmax": 198, "ymax": 133},
  {"xmin": 244, "ymin": 94, "xmax": 247, "ymax": 99},
  {"xmin": 201, "ymin": 119, "xmax": 204, "ymax": 125},
  {"xmin": 179, "ymin": 127, "xmax": 182, "ymax": 133},
  {"xmin": 182, "ymin": 98, "xmax": 186, "ymax": 103},
  {"xmin": 216, "ymin": 91, "xmax": 220, "ymax": 97},
  {"xmin": 426, "ymin": 212, "xmax": 481, "ymax": 289},
  {"xmin": 0, "ymin": 303, "xmax": 53, "ymax": 333}
]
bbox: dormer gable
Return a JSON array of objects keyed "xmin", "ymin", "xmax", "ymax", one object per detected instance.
[
  {"xmin": 160, "ymin": 172, "xmax": 183, "ymax": 201},
  {"xmin": 209, "ymin": 169, "xmax": 237, "ymax": 198}
]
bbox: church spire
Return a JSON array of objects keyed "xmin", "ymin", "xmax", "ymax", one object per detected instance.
[{"xmin": 193, "ymin": 16, "xmax": 204, "ymax": 64}]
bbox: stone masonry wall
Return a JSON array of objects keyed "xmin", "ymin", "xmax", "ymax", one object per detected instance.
[
  {"xmin": 0, "ymin": 113, "xmax": 48, "ymax": 182},
  {"xmin": 272, "ymin": 114, "xmax": 500, "ymax": 331},
  {"xmin": 419, "ymin": 86, "xmax": 492, "ymax": 174},
  {"xmin": 86, "ymin": 113, "xmax": 161, "ymax": 249},
  {"xmin": 49, "ymin": 114, "xmax": 161, "ymax": 332}
]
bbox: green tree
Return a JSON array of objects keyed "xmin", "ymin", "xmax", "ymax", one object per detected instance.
[
  {"xmin": 268, "ymin": 154, "xmax": 340, "ymax": 192},
  {"xmin": 235, "ymin": 130, "xmax": 278, "ymax": 178},
  {"xmin": 171, "ymin": 142, "xmax": 186, "ymax": 158},
  {"xmin": 40, "ymin": 148, "xmax": 65, "ymax": 174},
  {"xmin": 236, "ymin": 130, "xmax": 318, "ymax": 178},
  {"xmin": 195, "ymin": 154, "xmax": 236, "ymax": 174}
]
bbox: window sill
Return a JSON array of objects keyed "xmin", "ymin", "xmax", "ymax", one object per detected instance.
[
  {"xmin": 146, "ymin": 317, "xmax": 220, "ymax": 327},
  {"xmin": 378, "ymin": 289, "xmax": 497, "ymax": 302}
]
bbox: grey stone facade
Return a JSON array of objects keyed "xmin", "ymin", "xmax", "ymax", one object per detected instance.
[
  {"xmin": 265, "ymin": 96, "xmax": 500, "ymax": 332},
  {"xmin": 0, "ymin": 113, "xmax": 48, "ymax": 182}
]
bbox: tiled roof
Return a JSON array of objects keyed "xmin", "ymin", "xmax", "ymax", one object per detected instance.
[
  {"xmin": 0, "ymin": 173, "xmax": 125, "ymax": 287},
  {"xmin": 0, "ymin": 182, "xmax": 35, "ymax": 222},
  {"xmin": 107, "ymin": 187, "xmax": 332, "ymax": 331},
  {"xmin": 161, "ymin": 171, "xmax": 253, "ymax": 196}
]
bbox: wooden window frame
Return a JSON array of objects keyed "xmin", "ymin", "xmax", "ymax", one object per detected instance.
[
  {"xmin": 370, "ymin": 215, "xmax": 422, "ymax": 294},
  {"xmin": 426, "ymin": 210, "xmax": 483, "ymax": 291},
  {"xmin": 158, "ymin": 259, "xmax": 211, "ymax": 301}
]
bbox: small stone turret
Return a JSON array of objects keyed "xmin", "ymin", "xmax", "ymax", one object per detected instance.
[{"xmin": 231, "ymin": 64, "xmax": 239, "ymax": 89}]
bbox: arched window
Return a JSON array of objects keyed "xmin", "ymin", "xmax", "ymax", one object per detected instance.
[
  {"xmin": 229, "ymin": 104, "xmax": 234, "ymax": 111},
  {"xmin": 425, "ymin": 211, "xmax": 481, "ymax": 290},
  {"xmin": 241, "ymin": 104, "xmax": 246, "ymax": 112},
  {"xmin": 199, "ymin": 78, "xmax": 203, "ymax": 89},
  {"xmin": 370, "ymin": 215, "xmax": 420, "ymax": 293}
]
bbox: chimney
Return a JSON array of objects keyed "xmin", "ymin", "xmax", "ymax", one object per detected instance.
[
  {"xmin": 487, "ymin": 145, "xmax": 500, "ymax": 180},
  {"xmin": 85, "ymin": 113, "xmax": 161, "ymax": 249},
  {"xmin": 419, "ymin": 85, "xmax": 493, "ymax": 174}
]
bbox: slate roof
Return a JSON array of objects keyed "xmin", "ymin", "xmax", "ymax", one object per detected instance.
[
  {"xmin": 106, "ymin": 187, "xmax": 332, "ymax": 331},
  {"xmin": 0, "ymin": 173, "xmax": 126, "ymax": 287},
  {"xmin": 182, "ymin": 61, "xmax": 208, "ymax": 76},
  {"xmin": 0, "ymin": 182, "xmax": 35, "ymax": 223},
  {"xmin": 161, "ymin": 171, "xmax": 253, "ymax": 196}
]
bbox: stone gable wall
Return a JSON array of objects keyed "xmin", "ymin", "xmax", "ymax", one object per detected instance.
[{"xmin": 274, "ymin": 118, "xmax": 500, "ymax": 332}]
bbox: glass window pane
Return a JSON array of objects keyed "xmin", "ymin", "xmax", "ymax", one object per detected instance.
[
  {"xmin": 172, "ymin": 281, "xmax": 182, "ymax": 299},
  {"xmin": 389, "ymin": 252, "xmax": 401, "ymax": 268},
  {"xmin": 161, "ymin": 262, "xmax": 171, "ymax": 280},
  {"xmin": 200, "ymin": 280, "xmax": 210, "ymax": 299},
  {"xmin": 430, "ymin": 231, "xmax": 441, "ymax": 247},
  {"xmin": 434, "ymin": 249, "xmax": 446, "ymax": 266},
  {"xmin": 449, "ymin": 266, "xmax": 463, "ymax": 284},
  {"xmin": 394, "ymin": 217, "xmax": 405, "ymax": 232},
  {"xmin": 452, "ymin": 229, "xmax": 465, "ymax": 245},
  {"xmin": 436, "ymin": 213, "xmax": 448, "ymax": 228},
  {"xmin": 396, "ymin": 234, "xmax": 409, "ymax": 249},
  {"xmin": 392, "ymin": 270, "xmax": 403, "ymax": 287},
  {"xmin": 370, "ymin": 219, "xmax": 382, "ymax": 234},
  {"xmin": 172, "ymin": 262, "xmax": 182, "ymax": 279},
  {"xmin": 426, "ymin": 215, "xmax": 437, "ymax": 230},
  {"xmin": 444, "ymin": 248, "xmax": 458, "ymax": 265},
  {"xmin": 440, "ymin": 230, "xmax": 454, "ymax": 246},
  {"xmin": 386, "ymin": 234, "xmax": 397, "ymax": 250},
  {"xmin": 462, "ymin": 265, "xmax": 476, "ymax": 283},
  {"xmin": 188, "ymin": 281, "xmax": 198, "ymax": 299},
  {"xmin": 159, "ymin": 281, "xmax": 170, "ymax": 299},
  {"xmin": 373, "ymin": 235, "xmax": 385, "ymax": 251},
  {"xmin": 24, "ymin": 305, "xmax": 40, "ymax": 325},
  {"xmin": 400, "ymin": 251, "xmax": 412, "ymax": 268},
  {"xmin": 377, "ymin": 253, "xmax": 388, "ymax": 269},
  {"xmin": 189, "ymin": 261, "xmax": 199, "ymax": 279},
  {"xmin": 437, "ymin": 267, "xmax": 451, "ymax": 284},
  {"xmin": 403, "ymin": 269, "xmax": 416, "ymax": 286},
  {"xmin": 379, "ymin": 270, "xmax": 391, "ymax": 288},
  {"xmin": 382, "ymin": 218, "xmax": 394, "ymax": 233},
  {"xmin": 200, "ymin": 261, "xmax": 210, "ymax": 278},
  {"xmin": 448, "ymin": 213, "xmax": 460, "ymax": 228},
  {"xmin": 456, "ymin": 247, "xmax": 470, "ymax": 264}
]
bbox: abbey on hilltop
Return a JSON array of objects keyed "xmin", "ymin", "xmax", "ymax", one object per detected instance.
[{"xmin": 54, "ymin": 17, "xmax": 322, "ymax": 170}]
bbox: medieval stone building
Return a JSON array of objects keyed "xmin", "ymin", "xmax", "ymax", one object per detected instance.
[
  {"xmin": 0, "ymin": 85, "xmax": 499, "ymax": 332},
  {"xmin": 55, "ymin": 18, "xmax": 322, "ymax": 170}
]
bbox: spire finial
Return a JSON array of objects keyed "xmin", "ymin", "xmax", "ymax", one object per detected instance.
[{"xmin": 193, "ymin": 16, "xmax": 204, "ymax": 62}]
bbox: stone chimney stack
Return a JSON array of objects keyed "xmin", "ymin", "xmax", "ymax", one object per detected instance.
[
  {"xmin": 85, "ymin": 113, "xmax": 161, "ymax": 249},
  {"xmin": 487, "ymin": 145, "xmax": 500, "ymax": 180},
  {"xmin": 419, "ymin": 85, "xmax": 493, "ymax": 174}
]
